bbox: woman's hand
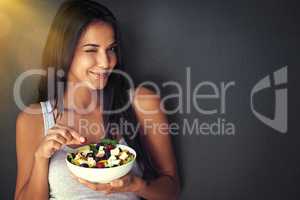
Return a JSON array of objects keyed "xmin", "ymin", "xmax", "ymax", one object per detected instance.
[
  {"xmin": 72, "ymin": 172, "xmax": 146, "ymax": 195},
  {"xmin": 34, "ymin": 124, "xmax": 86, "ymax": 159}
]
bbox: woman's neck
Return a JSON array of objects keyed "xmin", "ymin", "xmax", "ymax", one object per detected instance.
[{"xmin": 62, "ymin": 82, "xmax": 102, "ymax": 114}]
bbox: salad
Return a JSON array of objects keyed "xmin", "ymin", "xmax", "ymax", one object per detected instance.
[{"xmin": 67, "ymin": 139, "xmax": 135, "ymax": 168}]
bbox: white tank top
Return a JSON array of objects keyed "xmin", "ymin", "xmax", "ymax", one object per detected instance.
[{"xmin": 40, "ymin": 90, "xmax": 143, "ymax": 200}]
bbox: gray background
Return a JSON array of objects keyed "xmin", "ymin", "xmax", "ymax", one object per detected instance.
[{"xmin": 0, "ymin": 0, "xmax": 299, "ymax": 199}]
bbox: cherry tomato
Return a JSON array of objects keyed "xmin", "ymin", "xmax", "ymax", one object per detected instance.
[{"xmin": 96, "ymin": 162, "xmax": 105, "ymax": 168}]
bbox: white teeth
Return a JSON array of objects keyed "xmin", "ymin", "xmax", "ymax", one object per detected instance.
[{"xmin": 89, "ymin": 71, "xmax": 108, "ymax": 78}]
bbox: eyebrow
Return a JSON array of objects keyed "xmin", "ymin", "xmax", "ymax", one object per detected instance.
[{"xmin": 82, "ymin": 41, "xmax": 118, "ymax": 48}]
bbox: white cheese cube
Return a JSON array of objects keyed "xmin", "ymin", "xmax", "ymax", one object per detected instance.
[
  {"xmin": 74, "ymin": 153, "xmax": 84, "ymax": 160},
  {"xmin": 96, "ymin": 150, "xmax": 105, "ymax": 158},
  {"xmin": 105, "ymin": 162, "xmax": 113, "ymax": 167},
  {"xmin": 98, "ymin": 146, "xmax": 104, "ymax": 151},
  {"xmin": 112, "ymin": 159, "xmax": 121, "ymax": 165},
  {"xmin": 78, "ymin": 159, "xmax": 88, "ymax": 165},
  {"xmin": 87, "ymin": 157, "xmax": 96, "ymax": 167},
  {"xmin": 107, "ymin": 155, "xmax": 116, "ymax": 166},
  {"xmin": 119, "ymin": 152, "xmax": 128, "ymax": 160},
  {"xmin": 110, "ymin": 147, "xmax": 120, "ymax": 156},
  {"xmin": 108, "ymin": 155, "xmax": 117, "ymax": 161}
]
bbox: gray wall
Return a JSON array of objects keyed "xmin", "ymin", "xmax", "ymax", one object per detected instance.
[{"xmin": 0, "ymin": 0, "xmax": 299, "ymax": 199}]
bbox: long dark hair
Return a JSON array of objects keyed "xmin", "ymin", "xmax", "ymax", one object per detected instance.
[{"xmin": 38, "ymin": 0, "xmax": 157, "ymax": 180}]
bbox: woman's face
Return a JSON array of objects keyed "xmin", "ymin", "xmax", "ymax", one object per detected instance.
[{"xmin": 67, "ymin": 20, "xmax": 118, "ymax": 90}]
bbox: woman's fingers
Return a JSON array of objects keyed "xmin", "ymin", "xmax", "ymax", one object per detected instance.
[
  {"xmin": 110, "ymin": 173, "xmax": 132, "ymax": 188},
  {"xmin": 59, "ymin": 129, "xmax": 73, "ymax": 141},
  {"xmin": 48, "ymin": 128, "xmax": 72, "ymax": 144},
  {"xmin": 46, "ymin": 132, "xmax": 67, "ymax": 144},
  {"xmin": 55, "ymin": 124, "xmax": 86, "ymax": 144},
  {"xmin": 50, "ymin": 140, "xmax": 63, "ymax": 150},
  {"xmin": 77, "ymin": 178, "xmax": 111, "ymax": 192},
  {"xmin": 110, "ymin": 179, "xmax": 124, "ymax": 187},
  {"xmin": 72, "ymin": 174, "xmax": 133, "ymax": 194}
]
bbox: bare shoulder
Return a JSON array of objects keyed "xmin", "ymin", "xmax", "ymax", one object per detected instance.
[
  {"xmin": 15, "ymin": 104, "xmax": 46, "ymax": 198},
  {"xmin": 131, "ymin": 86, "xmax": 161, "ymax": 115},
  {"xmin": 16, "ymin": 103, "xmax": 44, "ymax": 141},
  {"xmin": 16, "ymin": 103, "xmax": 43, "ymax": 126},
  {"xmin": 133, "ymin": 86, "xmax": 160, "ymax": 97}
]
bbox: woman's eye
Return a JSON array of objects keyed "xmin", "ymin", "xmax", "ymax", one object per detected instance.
[
  {"xmin": 84, "ymin": 49, "xmax": 97, "ymax": 53},
  {"xmin": 108, "ymin": 46, "xmax": 116, "ymax": 52}
]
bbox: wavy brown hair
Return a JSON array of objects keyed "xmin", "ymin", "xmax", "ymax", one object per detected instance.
[{"xmin": 38, "ymin": 0, "xmax": 158, "ymax": 181}]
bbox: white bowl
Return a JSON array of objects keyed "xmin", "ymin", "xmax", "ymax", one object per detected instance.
[{"xmin": 66, "ymin": 144, "xmax": 136, "ymax": 183}]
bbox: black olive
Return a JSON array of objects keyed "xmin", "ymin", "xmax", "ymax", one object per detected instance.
[
  {"xmin": 96, "ymin": 143, "xmax": 101, "ymax": 150},
  {"xmin": 80, "ymin": 163, "xmax": 89, "ymax": 168},
  {"xmin": 67, "ymin": 155, "xmax": 72, "ymax": 162},
  {"xmin": 104, "ymin": 151, "xmax": 111, "ymax": 159},
  {"xmin": 86, "ymin": 152, "xmax": 94, "ymax": 158},
  {"xmin": 94, "ymin": 157, "xmax": 101, "ymax": 162}
]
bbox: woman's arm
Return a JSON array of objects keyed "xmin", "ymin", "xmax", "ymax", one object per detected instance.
[
  {"xmin": 131, "ymin": 86, "xmax": 181, "ymax": 200},
  {"xmin": 14, "ymin": 106, "xmax": 49, "ymax": 200},
  {"xmin": 70, "ymin": 86, "xmax": 181, "ymax": 199},
  {"xmin": 15, "ymin": 105, "xmax": 85, "ymax": 200}
]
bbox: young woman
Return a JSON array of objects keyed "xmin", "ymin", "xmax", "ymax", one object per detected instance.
[{"xmin": 14, "ymin": 0, "xmax": 180, "ymax": 199}]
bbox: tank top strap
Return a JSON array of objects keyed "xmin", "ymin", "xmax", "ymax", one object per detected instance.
[
  {"xmin": 40, "ymin": 100, "xmax": 55, "ymax": 135},
  {"xmin": 129, "ymin": 87, "xmax": 135, "ymax": 103},
  {"xmin": 40, "ymin": 101, "xmax": 75, "ymax": 153}
]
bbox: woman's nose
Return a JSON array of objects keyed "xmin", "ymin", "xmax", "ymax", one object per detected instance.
[{"xmin": 96, "ymin": 50, "xmax": 109, "ymax": 69}]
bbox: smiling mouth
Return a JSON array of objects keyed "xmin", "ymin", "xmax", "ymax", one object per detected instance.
[{"xmin": 88, "ymin": 71, "xmax": 109, "ymax": 79}]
